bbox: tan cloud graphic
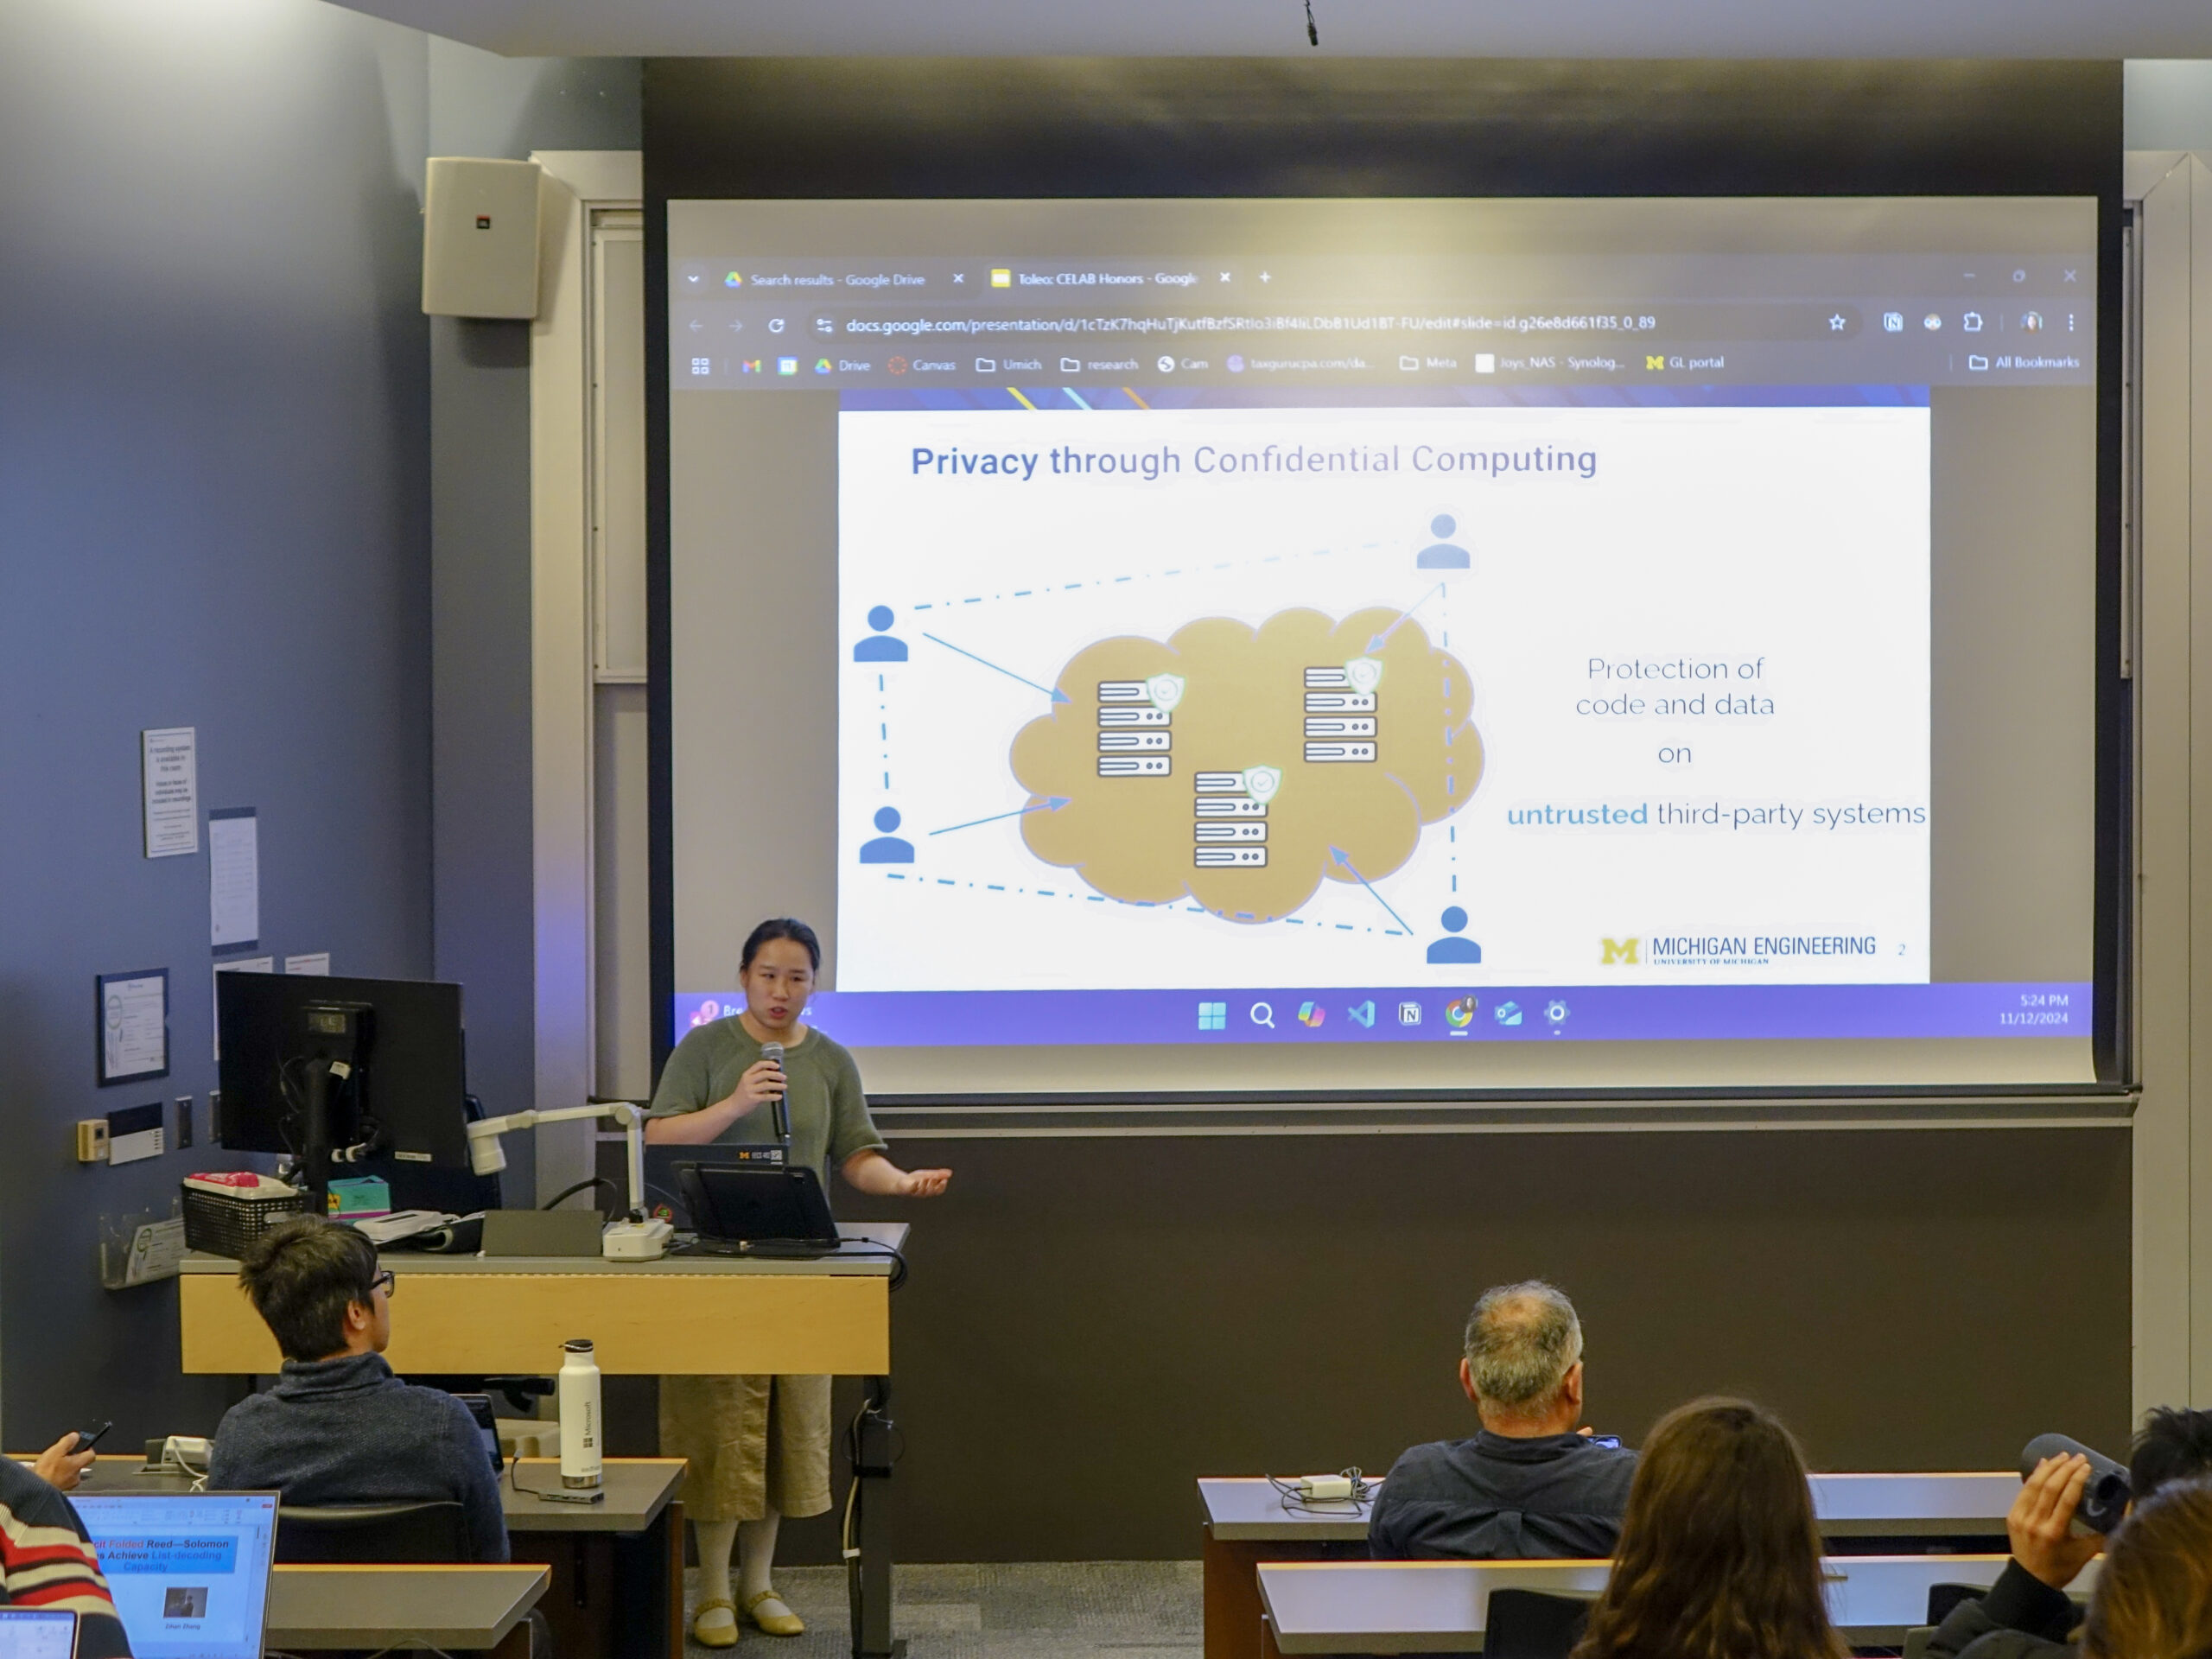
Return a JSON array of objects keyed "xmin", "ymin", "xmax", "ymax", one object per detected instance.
[{"xmin": 1009, "ymin": 608, "xmax": 1479, "ymax": 923}]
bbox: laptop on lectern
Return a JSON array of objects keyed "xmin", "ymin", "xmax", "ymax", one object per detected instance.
[
  {"xmin": 73, "ymin": 1492, "xmax": 276, "ymax": 1659},
  {"xmin": 677, "ymin": 1161, "xmax": 842, "ymax": 1251}
]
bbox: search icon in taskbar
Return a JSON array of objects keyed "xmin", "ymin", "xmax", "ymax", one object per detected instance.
[{"xmin": 1249, "ymin": 1001, "xmax": 1276, "ymax": 1029}]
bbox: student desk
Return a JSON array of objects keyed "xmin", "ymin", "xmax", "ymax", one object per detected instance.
[
  {"xmin": 1254, "ymin": 1554, "xmax": 2093, "ymax": 1655},
  {"xmin": 1200, "ymin": 1473, "xmax": 2018, "ymax": 1659},
  {"xmin": 72, "ymin": 1455, "xmax": 685, "ymax": 1659},
  {"xmin": 267, "ymin": 1563, "xmax": 548, "ymax": 1652}
]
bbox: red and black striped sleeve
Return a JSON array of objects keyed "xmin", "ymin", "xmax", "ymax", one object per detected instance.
[{"xmin": 0, "ymin": 1463, "xmax": 130, "ymax": 1658}]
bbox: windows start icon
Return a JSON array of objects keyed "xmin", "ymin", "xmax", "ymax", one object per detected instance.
[{"xmin": 1197, "ymin": 1001, "xmax": 1227, "ymax": 1031}]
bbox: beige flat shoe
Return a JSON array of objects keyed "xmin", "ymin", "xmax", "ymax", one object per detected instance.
[
  {"xmin": 691, "ymin": 1597, "xmax": 739, "ymax": 1648},
  {"xmin": 741, "ymin": 1590, "xmax": 804, "ymax": 1637}
]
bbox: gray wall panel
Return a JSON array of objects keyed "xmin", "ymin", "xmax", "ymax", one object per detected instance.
[
  {"xmin": 0, "ymin": 0, "xmax": 433, "ymax": 1445},
  {"xmin": 427, "ymin": 41, "xmax": 640, "ymax": 1187}
]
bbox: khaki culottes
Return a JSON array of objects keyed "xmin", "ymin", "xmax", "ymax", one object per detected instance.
[{"xmin": 658, "ymin": 1372, "xmax": 834, "ymax": 1523}]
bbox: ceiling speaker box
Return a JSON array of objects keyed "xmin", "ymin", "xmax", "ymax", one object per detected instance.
[{"xmin": 423, "ymin": 157, "xmax": 543, "ymax": 319}]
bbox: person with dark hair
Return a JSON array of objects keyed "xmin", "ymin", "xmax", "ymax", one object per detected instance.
[
  {"xmin": 207, "ymin": 1217, "xmax": 507, "ymax": 1563},
  {"xmin": 1370, "ymin": 1281, "xmax": 1637, "ymax": 1560},
  {"xmin": 2129, "ymin": 1406, "xmax": 2212, "ymax": 1503},
  {"xmin": 1928, "ymin": 1407, "xmax": 2212, "ymax": 1659},
  {"xmin": 646, "ymin": 917, "xmax": 951, "ymax": 1645},
  {"xmin": 1569, "ymin": 1397, "xmax": 1846, "ymax": 1659}
]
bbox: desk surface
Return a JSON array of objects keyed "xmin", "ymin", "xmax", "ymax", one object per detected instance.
[
  {"xmin": 1256, "ymin": 1555, "xmax": 2087, "ymax": 1653},
  {"xmin": 501, "ymin": 1457, "xmax": 684, "ymax": 1533},
  {"xmin": 67, "ymin": 1455, "xmax": 683, "ymax": 1536},
  {"xmin": 1202, "ymin": 1471, "xmax": 2019, "ymax": 1541},
  {"xmin": 267, "ymin": 1563, "xmax": 547, "ymax": 1650},
  {"xmin": 180, "ymin": 1221, "xmax": 909, "ymax": 1277}
]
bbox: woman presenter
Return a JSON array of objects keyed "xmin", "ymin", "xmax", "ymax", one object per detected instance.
[{"xmin": 645, "ymin": 917, "xmax": 951, "ymax": 1646}]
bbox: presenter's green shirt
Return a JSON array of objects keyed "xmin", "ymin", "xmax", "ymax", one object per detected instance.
[{"xmin": 647, "ymin": 1018, "xmax": 885, "ymax": 1185}]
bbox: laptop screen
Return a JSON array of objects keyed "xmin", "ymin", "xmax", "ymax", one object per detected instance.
[
  {"xmin": 0, "ymin": 1611, "xmax": 78, "ymax": 1659},
  {"xmin": 73, "ymin": 1493, "xmax": 276, "ymax": 1659}
]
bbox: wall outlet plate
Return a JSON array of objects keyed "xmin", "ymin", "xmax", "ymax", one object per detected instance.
[{"xmin": 76, "ymin": 1120, "xmax": 110, "ymax": 1163}]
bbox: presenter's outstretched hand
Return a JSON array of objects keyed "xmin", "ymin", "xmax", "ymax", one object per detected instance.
[
  {"xmin": 2008, "ymin": 1453, "xmax": 2102, "ymax": 1588},
  {"xmin": 841, "ymin": 1148, "xmax": 952, "ymax": 1198},
  {"xmin": 34, "ymin": 1432, "xmax": 94, "ymax": 1491}
]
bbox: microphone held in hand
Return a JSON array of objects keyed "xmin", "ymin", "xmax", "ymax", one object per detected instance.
[
  {"xmin": 761, "ymin": 1042, "xmax": 792, "ymax": 1147},
  {"xmin": 2020, "ymin": 1433, "xmax": 2132, "ymax": 1533}
]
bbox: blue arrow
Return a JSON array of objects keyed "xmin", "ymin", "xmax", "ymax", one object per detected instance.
[
  {"xmin": 1329, "ymin": 845, "xmax": 1414, "ymax": 934},
  {"xmin": 928, "ymin": 797, "xmax": 1071, "ymax": 837},
  {"xmin": 923, "ymin": 633, "xmax": 1071, "ymax": 702},
  {"xmin": 1366, "ymin": 583, "xmax": 1446, "ymax": 652}
]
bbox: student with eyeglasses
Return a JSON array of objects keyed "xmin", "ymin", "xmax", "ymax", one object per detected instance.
[{"xmin": 207, "ymin": 1217, "xmax": 508, "ymax": 1562}]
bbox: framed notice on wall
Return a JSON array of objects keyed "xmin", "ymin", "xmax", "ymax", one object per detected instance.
[{"xmin": 97, "ymin": 969, "xmax": 169, "ymax": 1085}]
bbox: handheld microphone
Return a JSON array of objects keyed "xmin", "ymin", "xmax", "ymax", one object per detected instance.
[
  {"xmin": 2020, "ymin": 1433, "xmax": 2132, "ymax": 1534},
  {"xmin": 761, "ymin": 1042, "xmax": 791, "ymax": 1147}
]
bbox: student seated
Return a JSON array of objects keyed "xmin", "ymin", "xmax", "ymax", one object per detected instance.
[
  {"xmin": 1929, "ymin": 1407, "xmax": 2212, "ymax": 1659},
  {"xmin": 0, "ymin": 1435, "xmax": 131, "ymax": 1656},
  {"xmin": 1570, "ymin": 1396, "xmax": 1847, "ymax": 1659},
  {"xmin": 207, "ymin": 1217, "xmax": 508, "ymax": 1562},
  {"xmin": 1369, "ymin": 1281, "xmax": 1637, "ymax": 1559}
]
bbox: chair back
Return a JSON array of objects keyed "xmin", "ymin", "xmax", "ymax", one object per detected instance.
[
  {"xmin": 1926, "ymin": 1583, "xmax": 1986, "ymax": 1626},
  {"xmin": 275, "ymin": 1500, "xmax": 474, "ymax": 1564},
  {"xmin": 1485, "ymin": 1587, "xmax": 1595, "ymax": 1659}
]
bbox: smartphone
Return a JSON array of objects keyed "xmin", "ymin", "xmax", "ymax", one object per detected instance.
[{"xmin": 73, "ymin": 1421, "xmax": 112, "ymax": 1454}]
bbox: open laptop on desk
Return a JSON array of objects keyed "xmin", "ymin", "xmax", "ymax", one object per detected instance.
[
  {"xmin": 73, "ymin": 1492, "xmax": 275, "ymax": 1659},
  {"xmin": 673, "ymin": 1159, "xmax": 842, "ymax": 1254},
  {"xmin": 0, "ymin": 1611, "xmax": 82, "ymax": 1659}
]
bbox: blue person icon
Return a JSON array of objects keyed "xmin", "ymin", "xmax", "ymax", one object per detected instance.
[
  {"xmin": 860, "ymin": 806, "xmax": 915, "ymax": 864},
  {"xmin": 1426, "ymin": 906, "xmax": 1483, "ymax": 963},
  {"xmin": 854, "ymin": 605, "xmax": 908, "ymax": 662},
  {"xmin": 1415, "ymin": 513, "xmax": 1471, "ymax": 569}
]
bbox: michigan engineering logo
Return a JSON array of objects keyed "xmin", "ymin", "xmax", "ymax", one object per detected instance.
[{"xmin": 1600, "ymin": 938, "xmax": 1639, "ymax": 965}]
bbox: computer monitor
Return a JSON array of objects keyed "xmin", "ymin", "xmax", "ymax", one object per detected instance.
[
  {"xmin": 215, "ymin": 971, "xmax": 491, "ymax": 1210},
  {"xmin": 0, "ymin": 1611, "xmax": 79, "ymax": 1659},
  {"xmin": 73, "ymin": 1492, "xmax": 276, "ymax": 1659}
]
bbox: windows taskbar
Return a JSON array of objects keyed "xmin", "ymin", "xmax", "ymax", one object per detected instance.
[{"xmin": 673, "ymin": 982, "xmax": 2089, "ymax": 1047}]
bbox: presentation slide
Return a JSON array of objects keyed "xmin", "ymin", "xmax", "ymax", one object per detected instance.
[
  {"xmin": 77, "ymin": 1496, "xmax": 274, "ymax": 1659},
  {"xmin": 666, "ymin": 198, "xmax": 2099, "ymax": 1091},
  {"xmin": 834, "ymin": 400, "xmax": 1929, "ymax": 1018}
]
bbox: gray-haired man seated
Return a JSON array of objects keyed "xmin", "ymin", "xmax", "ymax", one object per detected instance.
[{"xmin": 1369, "ymin": 1280, "xmax": 1638, "ymax": 1559}]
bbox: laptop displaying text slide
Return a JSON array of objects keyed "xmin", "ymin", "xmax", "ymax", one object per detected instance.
[{"xmin": 73, "ymin": 1494, "xmax": 276, "ymax": 1659}]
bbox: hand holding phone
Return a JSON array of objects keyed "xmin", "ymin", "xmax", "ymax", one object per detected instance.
[{"xmin": 32, "ymin": 1425, "xmax": 106, "ymax": 1492}]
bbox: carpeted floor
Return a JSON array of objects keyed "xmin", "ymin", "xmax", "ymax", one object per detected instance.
[{"xmin": 681, "ymin": 1560, "xmax": 1202, "ymax": 1658}]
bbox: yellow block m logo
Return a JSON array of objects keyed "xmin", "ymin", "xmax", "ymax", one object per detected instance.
[
  {"xmin": 1644, "ymin": 355, "xmax": 1665, "ymax": 371},
  {"xmin": 1601, "ymin": 938, "xmax": 1639, "ymax": 965}
]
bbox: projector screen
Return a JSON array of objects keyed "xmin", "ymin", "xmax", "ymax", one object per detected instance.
[{"xmin": 663, "ymin": 196, "xmax": 2101, "ymax": 1096}]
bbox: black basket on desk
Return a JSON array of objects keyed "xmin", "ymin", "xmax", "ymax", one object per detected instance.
[{"xmin": 181, "ymin": 1183, "xmax": 311, "ymax": 1257}]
